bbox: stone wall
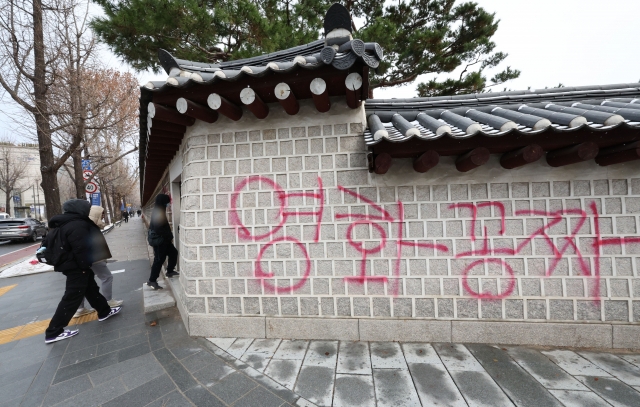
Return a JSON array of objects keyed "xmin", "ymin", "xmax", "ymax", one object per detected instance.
[{"xmin": 173, "ymin": 98, "xmax": 640, "ymax": 348}]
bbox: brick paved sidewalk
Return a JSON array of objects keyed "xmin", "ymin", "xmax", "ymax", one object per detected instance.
[{"xmin": 0, "ymin": 218, "xmax": 310, "ymax": 407}]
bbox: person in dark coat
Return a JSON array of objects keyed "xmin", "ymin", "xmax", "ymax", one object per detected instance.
[
  {"xmin": 122, "ymin": 210, "xmax": 129, "ymax": 223},
  {"xmin": 147, "ymin": 194, "xmax": 179, "ymax": 290},
  {"xmin": 44, "ymin": 199, "xmax": 122, "ymax": 344}
]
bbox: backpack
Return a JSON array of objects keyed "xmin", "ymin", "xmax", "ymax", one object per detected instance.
[
  {"xmin": 36, "ymin": 221, "xmax": 71, "ymax": 267},
  {"xmin": 147, "ymin": 228, "xmax": 165, "ymax": 246}
]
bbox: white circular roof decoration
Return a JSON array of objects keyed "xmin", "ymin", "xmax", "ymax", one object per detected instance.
[
  {"xmin": 207, "ymin": 94, "xmax": 222, "ymax": 110},
  {"xmin": 310, "ymin": 78, "xmax": 327, "ymax": 95},
  {"xmin": 176, "ymin": 98, "xmax": 188, "ymax": 114},
  {"xmin": 345, "ymin": 72, "xmax": 362, "ymax": 90},
  {"xmin": 275, "ymin": 83, "xmax": 291, "ymax": 100},
  {"xmin": 240, "ymin": 88, "xmax": 256, "ymax": 105}
]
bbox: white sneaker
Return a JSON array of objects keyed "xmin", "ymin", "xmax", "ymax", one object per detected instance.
[
  {"xmin": 73, "ymin": 308, "xmax": 96, "ymax": 318},
  {"xmin": 108, "ymin": 299, "xmax": 124, "ymax": 307},
  {"xmin": 99, "ymin": 306, "xmax": 122, "ymax": 321},
  {"xmin": 45, "ymin": 329, "xmax": 79, "ymax": 344}
]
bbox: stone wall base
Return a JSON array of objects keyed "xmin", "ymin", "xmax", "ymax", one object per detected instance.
[{"xmin": 182, "ymin": 315, "xmax": 640, "ymax": 350}]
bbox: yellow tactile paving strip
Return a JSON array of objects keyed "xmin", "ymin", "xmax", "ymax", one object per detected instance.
[{"xmin": 0, "ymin": 311, "xmax": 99, "ymax": 345}]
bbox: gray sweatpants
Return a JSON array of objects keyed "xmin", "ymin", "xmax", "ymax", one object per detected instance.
[{"xmin": 81, "ymin": 260, "xmax": 113, "ymax": 308}]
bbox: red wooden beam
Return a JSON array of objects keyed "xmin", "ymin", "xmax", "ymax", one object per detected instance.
[
  {"xmin": 148, "ymin": 102, "xmax": 195, "ymax": 126},
  {"xmin": 207, "ymin": 93, "xmax": 243, "ymax": 121},
  {"xmin": 240, "ymin": 88, "xmax": 269, "ymax": 119},
  {"xmin": 456, "ymin": 147, "xmax": 490, "ymax": 172},
  {"xmin": 595, "ymin": 141, "xmax": 640, "ymax": 166},
  {"xmin": 275, "ymin": 82, "xmax": 299, "ymax": 115},
  {"xmin": 176, "ymin": 98, "xmax": 218, "ymax": 123},
  {"xmin": 345, "ymin": 72, "xmax": 363, "ymax": 109},
  {"xmin": 310, "ymin": 78, "xmax": 330, "ymax": 113},
  {"xmin": 500, "ymin": 144, "xmax": 544, "ymax": 169},
  {"xmin": 547, "ymin": 142, "xmax": 599, "ymax": 167},
  {"xmin": 413, "ymin": 150, "xmax": 439, "ymax": 173},
  {"xmin": 148, "ymin": 119, "xmax": 186, "ymax": 134}
]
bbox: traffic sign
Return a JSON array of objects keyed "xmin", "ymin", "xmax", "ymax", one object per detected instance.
[
  {"xmin": 82, "ymin": 169, "xmax": 93, "ymax": 180},
  {"xmin": 85, "ymin": 182, "xmax": 99, "ymax": 194}
]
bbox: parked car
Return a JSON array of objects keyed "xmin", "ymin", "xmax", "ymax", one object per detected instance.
[
  {"xmin": 0, "ymin": 213, "xmax": 10, "ymax": 220},
  {"xmin": 0, "ymin": 218, "xmax": 48, "ymax": 242}
]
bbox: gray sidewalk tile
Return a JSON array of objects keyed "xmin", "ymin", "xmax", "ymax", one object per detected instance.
[
  {"xmin": 119, "ymin": 360, "xmax": 166, "ymax": 391},
  {"xmin": 273, "ymin": 340, "xmax": 309, "ymax": 360},
  {"xmin": 192, "ymin": 358, "xmax": 235, "ymax": 386},
  {"xmin": 337, "ymin": 341, "xmax": 372, "ymax": 375},
  {"xmin": 102, "ymin": 374, "xmax": 175, "ymax": 407},
  {"xmin": 144, "ymin": 390, "xmax": 193, "ymax": 407},
  {"xmin": 152, "ymin": 348, "xmax": 198, "ymax": 392},
  {"xmin": 88, "ymin": 353, "xmax": 157, "ymax": 384},
  {"xmin": 408, "ymin": 362, "xmax": 467, "ymax": 406},
  {"xmin": 450, "ymin": 371, "xmax": 515, "ymax": 407},
  {"xmin": 181, "ymin": 349, "xmax": 221, "ymax": 373},
  {"xmin": 53, "ymin": 374, "xmax": 129, "ymax": 407},
  {"xmin": 227, "ymin": 338, "xmax": 254, "ymax": 358},
  {"xmin": 303, "ymin": 341, "xmax": 338, "ymax": 368},
  {"xmin": 549, "ymin": 390, "xmax": 612, "ymax": 407},
  {"xmin": 60, "ymin": 345, "xmax": 99, "ymax": 367},
  {"xmin": 264, "ymin": 359, "xmax": 303, "ymax": 390},
  {"xmin": 434, "ymin": 343, "xmax": 484, "ymax": 371},
  {"xmin": 241, "ymin": 351, "xmax": 271, "ymax": 372},
  {"xmin": 247, "ymin": 338, "xmax": 282, "ymax": 355},
  {"xmin": 117, "ymin": 341, "xmax": 152, "ymax": 363},
  {"xmin": 468, "ymin": 344, "xmax": 563, "ymax": 407},
  {"xmin": 210, "ymin": 371, "xmax": 257, "ymax": 404},
  {"xmin": 576, "ymin": 375, "xmax": 640, "ymax": 407},
  {"xmin": 579, "ymin": 351, "xmax": 640, "ymax": 387},
  {"xmin": 234, "ymin": 386, "xmax": 288, "ymax": 407},
  {"xmin": 542, "ymin": 350, "xmax": 612, "ymax": 377},
  {"xmin": 402, "ymin": 343, "xmax": 442, "ymax": 365},
  {"xmin": 19, "ymin": 354, "xmax": 63, "ymax": 407},
  {"xmin": 370, "ymin": 342, "xmax": 407, "ymax": 369},
  {"xmin": 0, "ymin": 360, "xmax": 42, "ymax": 388},
  {"xmin": 620, "ymin": 355, "xmax": 640, "ymax": 368},
  {"xmin": 89, "ymin": 353, "xmax": 158, "ymax": 385},
  {"xmin": 372, "ymin": 369, "xmax": 421, "ymax": 407},
  {"xmin": 96, "ymin": 332, "xmax": 148, "ymax": 356},
  {"xmin": 0, "ymin": 377, "xmax": 33, "ymax": 405},
  {"xmin": 506, "ymin": 346, "xmax": 588, "ymax": 391},
  {"xmin": 333, "ymin": 374, "xmax": 375, "ymax": 407},
  {"xmin": 294, "ymin": 366, "xmax": 335, "ymax": 407},
  {"xmin": 41, "ymin": 375, "xmax": 92, "ymax": 407},
  {"xmin": 207, "ymin": 337, "xmax": 237, "ymax": 351},
  {"xmin": 184, "ymin": 385, "xmax": 226, "ymax": 407},
  {"xmin": 52, "ymin": 352, "xmax": 119, "ymax": 385}
]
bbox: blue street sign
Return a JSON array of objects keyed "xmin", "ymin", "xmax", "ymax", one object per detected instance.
[
  {"xmin": 81, "ymin": 159, "xmax": 92, "ymax": 170},
  {"xmin": 91, "ymin": 193, "xmax": 101, "ymax": 206},
  {"xmin": 13, "ymin": 196, "xmax": 20, "ymax": 204}
]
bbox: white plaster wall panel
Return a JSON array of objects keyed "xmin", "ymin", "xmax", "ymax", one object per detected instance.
[{"xmin": 175, "ymin": 97, "xmax": 640, "ymax": 326}]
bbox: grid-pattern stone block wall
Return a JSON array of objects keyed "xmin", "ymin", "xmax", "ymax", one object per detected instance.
[{"xmin": 177, "ymin": 105, "xmax": 640, "ymax": 325}]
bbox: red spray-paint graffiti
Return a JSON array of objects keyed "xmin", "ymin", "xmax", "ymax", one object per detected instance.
[
  {"xmin": 336, "ymin": 187, "xmax": 448, "ymax": 296},
  {"xmin": 228, "ymin": 176, "xmax": 640, "ymax": 302}
]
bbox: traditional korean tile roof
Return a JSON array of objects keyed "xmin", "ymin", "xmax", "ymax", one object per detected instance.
[
  {"xmin": 364, "ymin": 84, "xmax": 640, "ymax": 145},
  {"xmin": 143, "ymin": 36, "xmax": 382, "ymax": 92}
]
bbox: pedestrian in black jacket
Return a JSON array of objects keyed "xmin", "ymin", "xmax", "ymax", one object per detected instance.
[
  {"xmin": 147, "ymin": 194, "xmax": 179, "ymax": 290},
  {"xmin": 44, "ymin": 199, "xmax": 122, "ymax": 344}
]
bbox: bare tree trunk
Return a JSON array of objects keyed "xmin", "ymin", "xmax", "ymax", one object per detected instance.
[
  {"xmin": 72, "ymin": 149, "xmax": 84, "ymax": 198},
  {"xmin": 33, "ymin": 0, "xmax": 62, "ymax": 217}
]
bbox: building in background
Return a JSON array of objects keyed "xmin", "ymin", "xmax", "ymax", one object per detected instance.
[
  {"xmin": 138, "ymin": 4, "xmax": 640, "ymax": 348},
  {"xmin": 0, "ymin": 143, "xmax": 46, "ymax": 219}
]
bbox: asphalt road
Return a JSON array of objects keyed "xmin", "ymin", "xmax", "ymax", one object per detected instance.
[{"xmin": 0, "ymin": 239, "xmax": 42, "ymax": 256}]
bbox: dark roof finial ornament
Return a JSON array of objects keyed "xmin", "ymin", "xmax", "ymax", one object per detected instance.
[{"xmin": 324, "ymin": 3, "xmax": 352, "ymax": 36}]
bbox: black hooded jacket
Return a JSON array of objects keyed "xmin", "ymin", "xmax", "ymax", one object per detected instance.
[
  {"xmin": 148, "ymin": 194, "xmax": 173, "ymax": 246},
  {"xmin": 47, "ymin": 199, "xmax": 112, "ymax": 273}
]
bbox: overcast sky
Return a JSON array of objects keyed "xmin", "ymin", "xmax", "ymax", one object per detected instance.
[{"xmin": 1, "ymin": 0, "xmax": 639, "ymax": 138}]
